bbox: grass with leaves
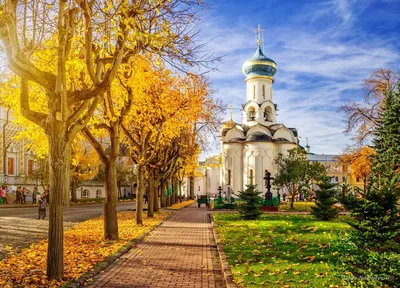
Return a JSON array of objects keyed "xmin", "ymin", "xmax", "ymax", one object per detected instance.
[
  {"xmin": 279, "ymin": 201, "xmax": 316, "ymax": 212},
  {"xmin": 214, "ymin": 213, "xmax": 350, "ymax": 288},
  {"xmin": 0, "ymin": 211, "xmax": 169, "ymax": 287},
  {"xmin": 167, "ymin": 200, "xmax": 196, "ymax": 210}
]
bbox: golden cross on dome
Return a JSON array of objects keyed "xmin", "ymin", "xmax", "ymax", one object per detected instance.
[
  {"xmin": 227, "ymin": 104, "xmax": 234, "ymax": 120},
  {"xmin": 254, "ymin": 24, "xmax": 265, "ymax": 47}
]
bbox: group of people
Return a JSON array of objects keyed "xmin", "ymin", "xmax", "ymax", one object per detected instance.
[
  {"xmin": 14, "ymin": 186, "xmax": 28, "ymax": 204},
  {"xmin": 0, "ymin": 183, "xmax": 48, "ymax": 219}
]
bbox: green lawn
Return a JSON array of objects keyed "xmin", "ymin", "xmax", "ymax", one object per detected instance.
[
  {"xmin": 279, "ymin": 202, "xmax": 316, "ymax": 212},
  {"xmin": 214, "ymin": 213, "xmax": 350, "ymax": 287}
]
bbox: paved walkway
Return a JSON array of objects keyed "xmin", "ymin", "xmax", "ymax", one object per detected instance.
[{"xmin": 89, "ymin": 205, "xmax": 224, "ymax": 288}]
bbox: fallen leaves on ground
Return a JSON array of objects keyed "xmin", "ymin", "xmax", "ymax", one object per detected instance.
[
  {"xmin": 214, "ymin": 213, "xmax": 349, "ymax": 288},
  {"xmin": 0, "ymin": 211, "xmax": 169, "ymax": 287},
  {"xmin": 167, "ymin": 200, "xmax": 195, "ymax": 210}
]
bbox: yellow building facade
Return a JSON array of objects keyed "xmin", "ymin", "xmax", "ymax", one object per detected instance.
[{"xmin": 308, "ymin": 154, "xmax": 365, "ymax": 191}]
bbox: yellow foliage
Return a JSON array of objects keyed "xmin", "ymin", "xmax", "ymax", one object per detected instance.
[
  {"xmin": 167, "ymin": 200, "xmax": 196, "ymax": 210},
  {"xmin": 338, "ymin": 146, "xmax": 375, "ymax": 180},
  {"xmin": 0, "ymin": 212, "xmax": 169, "ymax": 287}
]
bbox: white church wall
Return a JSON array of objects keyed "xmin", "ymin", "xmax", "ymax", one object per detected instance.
[
  {"xmin": 243, "ymin": 142, "xmax": 278, "ymax": 194},
  {"xmin": 223, "ymin": 143, "xmax": 243, "ymax": 194},
  {"xmin": 194, "ymin": 176, "xmax": 205, "ymax": 196},
  {"xmin": 279, "ymin": 143, "xmax": 298, "ymax": 156},
  {"xmin": 205, "ymin": 167, "xmax": 220, "ymax": 196},
  {"xmin": 245, "ymin": 78, "xmax": 273, "ymax": 103}
]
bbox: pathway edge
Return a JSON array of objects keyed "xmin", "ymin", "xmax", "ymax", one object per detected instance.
[{"xmin": 210, "ymin": 213, "xmax": 239, "ymax": 288}]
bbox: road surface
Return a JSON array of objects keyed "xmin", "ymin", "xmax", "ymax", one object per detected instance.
[{"xmin": 0, "ymin": 202, "xmax": 136, "ymax": 259}]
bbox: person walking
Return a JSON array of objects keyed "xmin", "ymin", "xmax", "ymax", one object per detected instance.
[
  {"xmin": 38, "ymin": 194, "xmax": 46, "ymax": 220},
  {"xmin": 32, "ymin": 187, "xmax": 38, "ymax": 205},
  {"xmin": 144, "ymin": 192, "xmax": 148, "ymax": 205},
  {"xmin": 14, "ymin": 187, "xmax": 21, "ymax": 204},
  {"xmin": 1, "ymin": 184, "xmax": 8, "ymax": 204},
  {"xmin": 22, "ymin": 187, "xmax": 27, "ymax": 204}
]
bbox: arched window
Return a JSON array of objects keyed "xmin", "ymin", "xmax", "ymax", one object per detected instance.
[
  {"xmin": 253, "ymin": 85, "xmax": 256, "ymax": 99},
  {"xmin": 249, "ymin": 169, "xmax": 254, "ymax": 184},
  {"xmin": 82, "ymin": 189, "xmax": 90, "ymax": 199},
  {"xmin": 248, "ymin": 107, "xmax": 256, "ymax": 121},
  {"xmin": 270, "ymin": 87, "xmax": 272, "ymax": 97},
  {"xmin": 264, "ymin": 106, "xmax": 273, "ymax": 121},
  {"xmin": 96, "ymin": 189, "xmax": 102, "ymax": 198},
  {"xmin": 227, "ymin": 169, "xmax": 231, "ymax": 185},
  {"xmin": 262, "ymin": 85, "xmax": 265, "ymax": 99}
]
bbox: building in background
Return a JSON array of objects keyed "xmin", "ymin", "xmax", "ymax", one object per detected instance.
[
  {"xmin": 307, "ymin": 153, "xmax": 364, "ymax": 192},
  {"xmin": 183, "ymin": 155, "xmax": 221, "ymax": 198},
  {"xmin": 0, "ymin": 105, "xmax": 132, "ymax": 200}
]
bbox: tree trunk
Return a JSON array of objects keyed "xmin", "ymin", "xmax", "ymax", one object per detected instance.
[
  {"xmin": 136, "ymin": 164, "xmax": 145, "ymax": 225},
  {"xmin": 103, "ymin": 123, "xmax": 120, "ymax": 239},
  {"xmin": 171, "ymin": 178, "xmax": 175, "ymax": 205},
  {"xmin": 46, "ymin": 130, "xmax": 70, "ymax": 280},
  {"xmin": 118, "ymin": 182, "xmax": 122, "ymax": 198},
  {"xmin": 104, "ymin": 159, "xmax": 119, "ymax": 240},
  {"xmin": 178, "ymin": 181, "xmax": 182, "ymax": 203},
  {"xmin": 160, "ymin": 181, "xmax": 166, "ymax": 208},
  {"xmin": 148, "ymin": 167, "xmax": 154, "ymax": 218},
  {"xmin": 173, "ymin": 179, "xmax": 178, "ymax": 204},
  {"xmin": 154, "ymin": 184, "xmax": 159, "ymax": 212},
  {"xmin": 71, "ymin": 179, "xmax": 77, "ymax": 203},
  {"xmin": 189, "ymin": 175, "xmax": 194, "ymax": 200},
  {"xmin": 290, "ymin": 186, "xmax": 295, "ymax": 210},
  {"xmin": 167, "ymin": 181, "xmax": 171, "ymax": 207}
]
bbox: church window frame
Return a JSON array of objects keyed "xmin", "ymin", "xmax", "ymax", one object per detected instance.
[
  {"xmin": 253, "ymin": 85, "xmax": 256, "ymax": 99},
  {"xmin": 262, "ymin": 85, "xmax": 265, "ymax": 99},
  {"xmin": 227, "ymin": 169, "xmax": 231, "ymax": 185},
  {"xmin": 249, "ymin": 169, "xmax": 254, "ymax": 184}
]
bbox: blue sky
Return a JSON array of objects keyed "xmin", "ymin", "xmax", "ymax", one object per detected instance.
[{"xmin": 198, "ymin": 0, "xmax": 400, "ymax": 158}]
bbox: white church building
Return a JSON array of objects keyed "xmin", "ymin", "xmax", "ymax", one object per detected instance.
[{"xmin": 190, "ymin": 30, "xmax": 300, "ymax": 197}]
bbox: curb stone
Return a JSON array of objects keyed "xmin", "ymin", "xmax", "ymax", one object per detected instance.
[
  {"xmin": 210, "ymin": 213, "xmax": 239, "ymax": 288},
  {"xmin": 66, "ymin": 212, "xmax": 173, "ymax": 288}
]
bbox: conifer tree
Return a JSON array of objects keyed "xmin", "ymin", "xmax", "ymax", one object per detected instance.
[
  {"xmin": 237, "ymin": 183, "xmax": 263, "ymax": 220},
  {"xmin": 311, "ymin": 176, "xmax": 338, "ymax": 220},
  {"xmin": 339, "ymin": 82, "xmax": 400, "ymax": 287}
]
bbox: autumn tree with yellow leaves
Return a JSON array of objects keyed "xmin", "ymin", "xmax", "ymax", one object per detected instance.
[
  {"xmin": 337, "ymin": 146, "xmax": 375, "ymax": 193},
  {"xmin": 0, "ymin": 0, "xmax": 211, "ymax": 280}
]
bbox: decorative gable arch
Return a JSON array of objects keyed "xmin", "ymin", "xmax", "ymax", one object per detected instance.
[
  {"xmin": 223, "ymin": 127, "xmax": 245, "ymax": 142},
  {"xmin": 273, "ymin": 127, "xmax": 296, "ymax": 143},
  {"xmin": 246, "ymin": 124, "xmax": 272, "ymax": 137}
]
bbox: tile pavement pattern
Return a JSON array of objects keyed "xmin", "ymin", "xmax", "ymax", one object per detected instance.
[{"xmin": 89, "ymin": 205, "xmax": 224, "ymax": 288}]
